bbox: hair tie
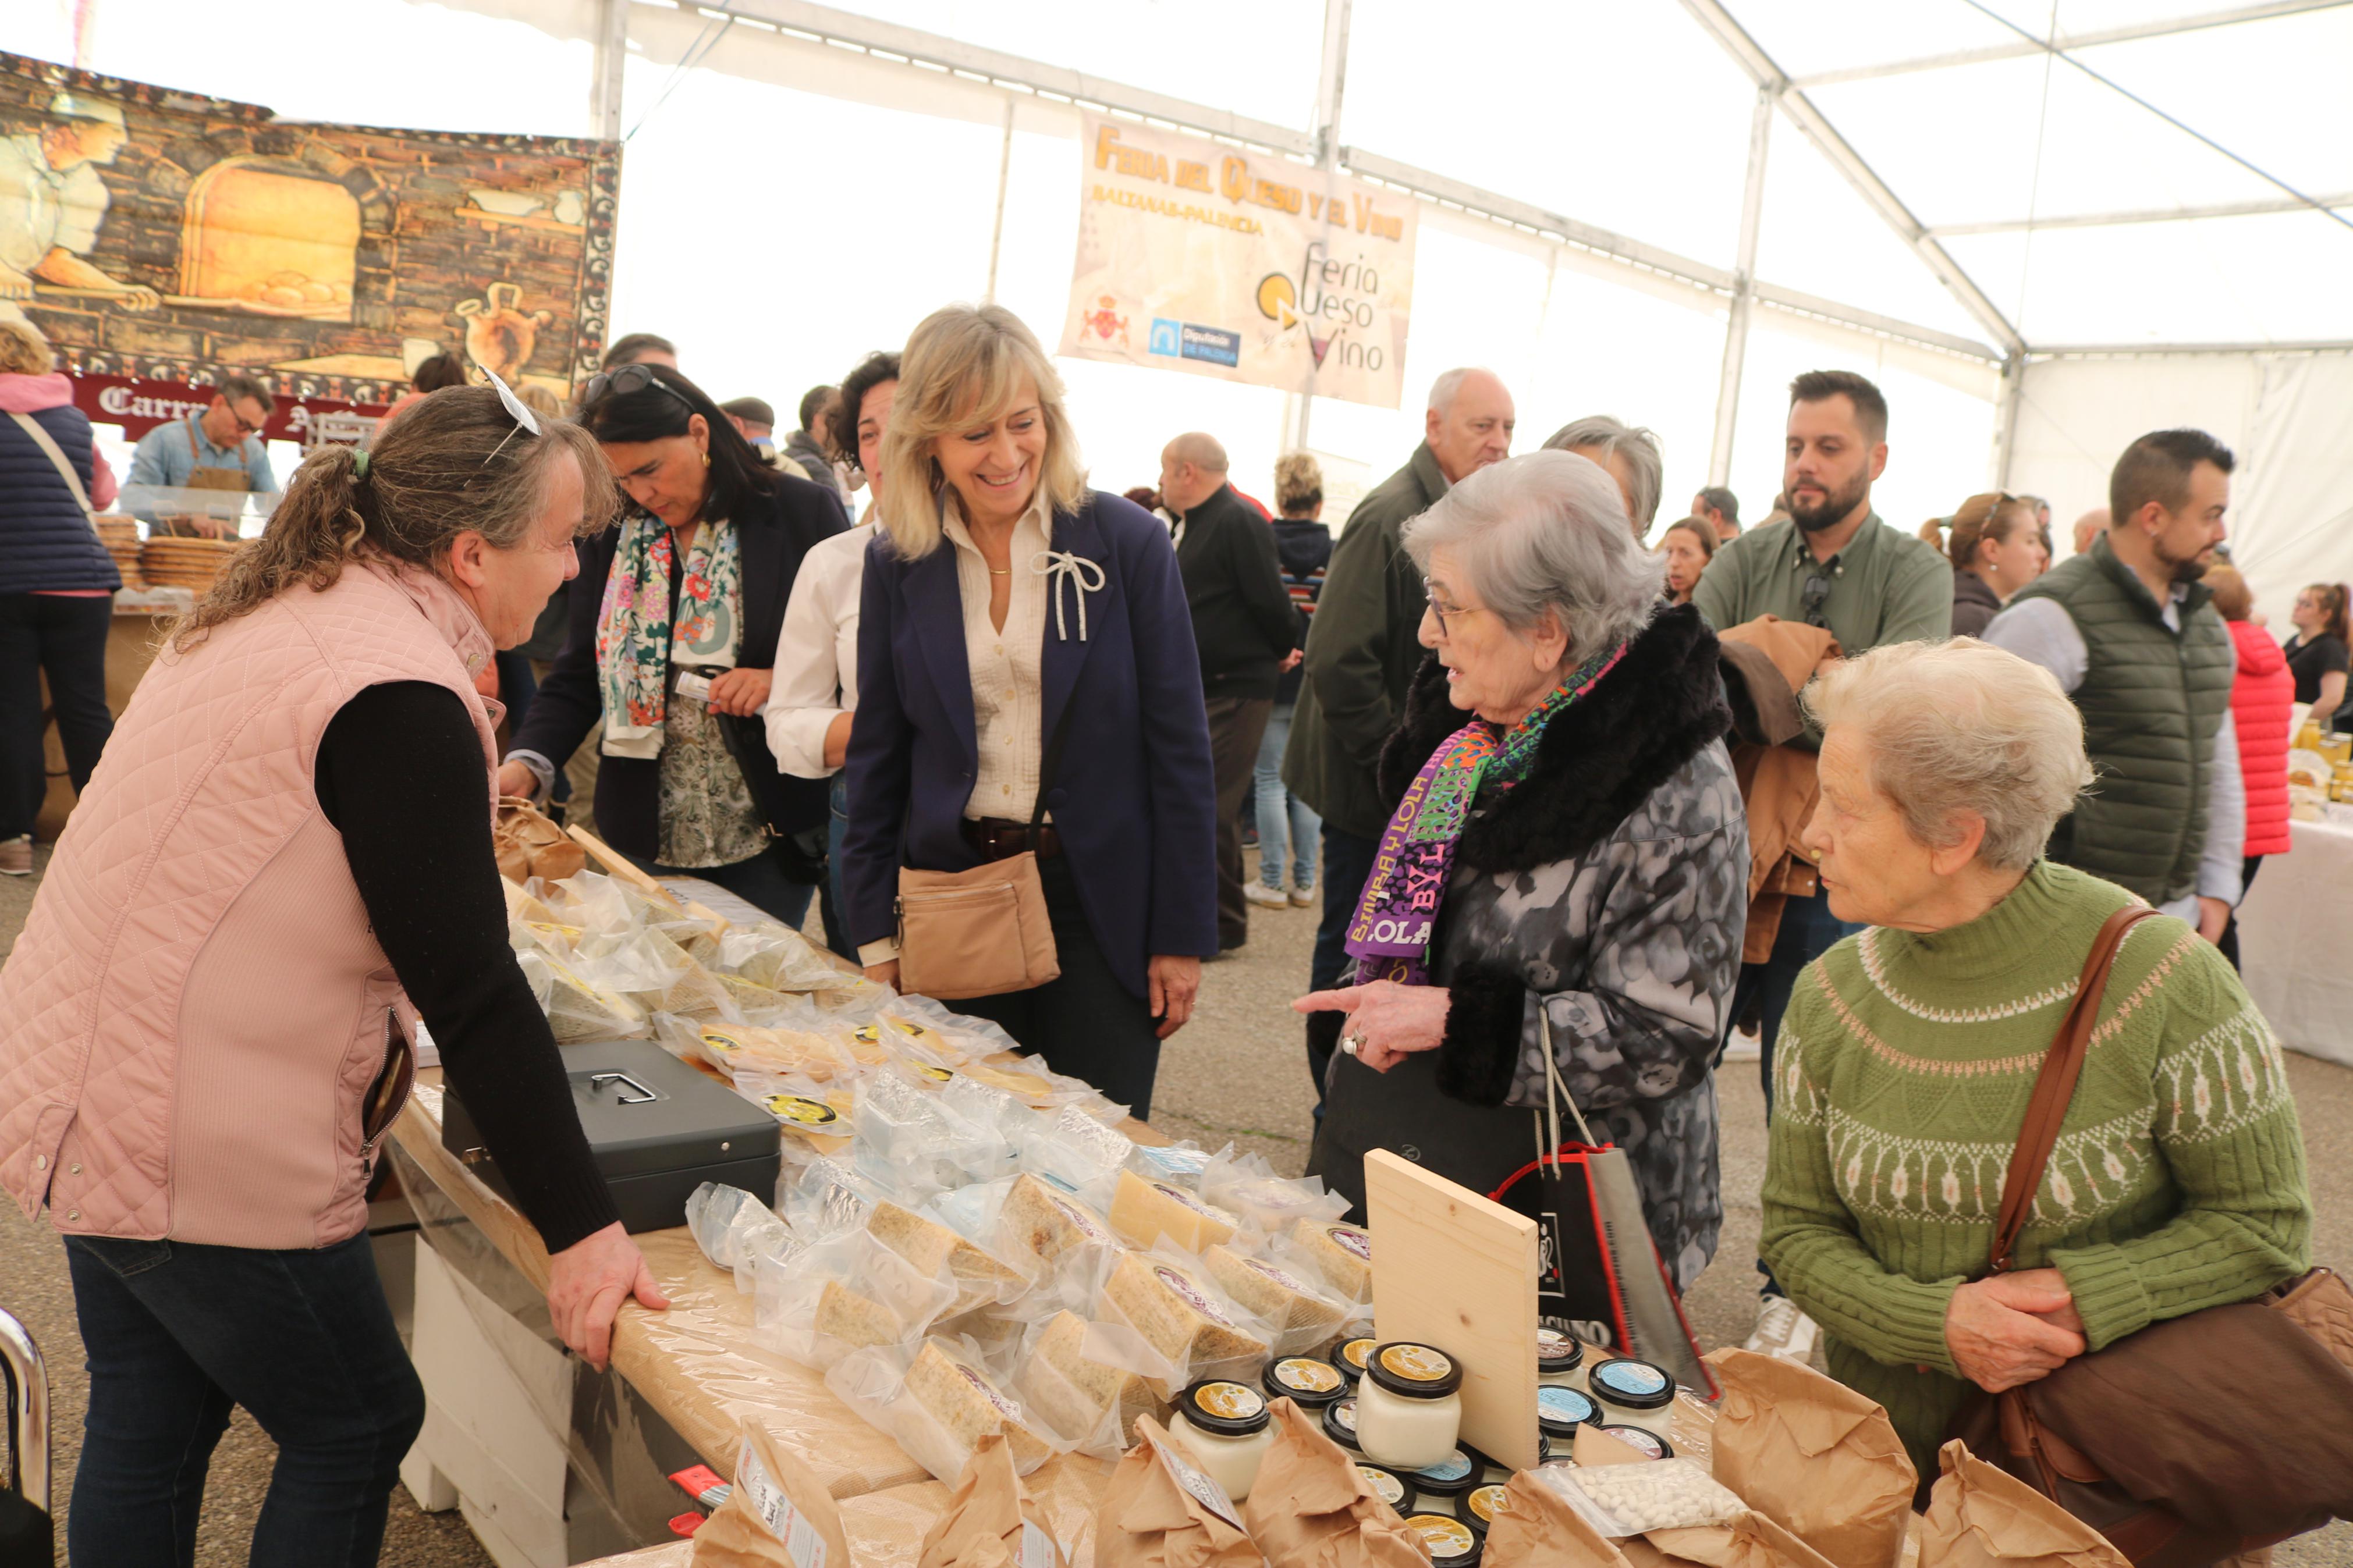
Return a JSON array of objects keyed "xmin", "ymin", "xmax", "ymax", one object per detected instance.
[{"xmin": 352, "ymin": 449, "xmax": 370, "ymax": 481}]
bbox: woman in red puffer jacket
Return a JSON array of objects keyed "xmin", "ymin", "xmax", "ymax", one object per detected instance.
[{"xmin": 2206, "ymin": 566, "xmax": 2292, "ymax": 970}]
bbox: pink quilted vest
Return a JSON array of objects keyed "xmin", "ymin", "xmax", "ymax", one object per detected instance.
[
  {"xmin": 0, "ymin": 561, "xmax": 499, "ymax": 1249},
  {"xmin": 2227, "ymin": 618, "xmax": 2295, "ymax": 858}
]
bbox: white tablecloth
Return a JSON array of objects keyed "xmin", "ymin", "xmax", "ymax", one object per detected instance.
[{"xmin": 2237, "ymin": 815, "xmax": 2353, "ymax": 1066}]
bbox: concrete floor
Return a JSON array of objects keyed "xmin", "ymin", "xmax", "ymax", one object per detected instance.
[{"xmin": 2, "ymin": 842, "xmax": 2347, "ymax": 1565}]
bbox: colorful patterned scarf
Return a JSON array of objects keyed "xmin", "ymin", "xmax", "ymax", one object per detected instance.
[
  {"xmin": 596, "ymin": 511, "xmax": 742, "ymax": 759},
  {"xmin": 1345, "ymin": 641, "xmax": 1630, "ymax": 985}
]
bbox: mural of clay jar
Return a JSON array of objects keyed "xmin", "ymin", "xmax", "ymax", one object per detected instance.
[{"xmin": 456, "ymin": 280, "xmax": 554, "ymax": 383}]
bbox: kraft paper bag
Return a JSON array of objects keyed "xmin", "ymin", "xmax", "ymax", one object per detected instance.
[
  {"xmin": 1705, "ymin": 1347, "xmax": 1917, "ymax": 1568},
  {"xmin": 1481, "ymin": 1467, "xmax": 1632, "ymax": 1568},
  {"xmin": 692, "ymin": 1420, "xmax": 855, "ymax": 1568},
  {"xmin": 1575, "ymin": 1424, "xmax": 1666, "ymax": 1467},
  {"xmin": 1241, "ymin": 1397, "xmax": 1428, "ymax": 1568},
  {"xmin": 1623, "ymin": 1512, "xmax": 1846, "ymax": 1568},
  {"xmin": 920, "ymin": 1433, "xmax": 1069, "ymax": 1568},
  {"xmin": 1094, "ymin": 1416, "xmax": 1264, "ymax": 1568},
  {"xmin": 1918, "ymin": 1442, "xmax": 2129, "ymax": 1568}
]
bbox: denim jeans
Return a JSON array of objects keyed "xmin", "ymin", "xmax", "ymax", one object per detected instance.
[
  {"xmin": 819, "ymin": 771, "xmax": 852, "ymax": 958},
  {"xmin": 1726, "ymin": 887, "xmax": 1864, "ymax": 1296},
  {"xmin": 638, "ymin": 841, "xmax": 816, "ymax": 928},
  {"xmin": 1252, "ymin": 701, "xmax": 1321, "ymax": 891},
  {"xmin": 0, "ymin": 592, "xmax": 115, "ymax": 838},
  {"xmin": 63, "ymin": 1230, "xmax": 427, "ymax": 1568}
]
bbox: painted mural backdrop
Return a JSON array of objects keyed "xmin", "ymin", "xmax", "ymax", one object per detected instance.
[{"xmin": 0, "ymin": 51, "xmax": 619, "ymax": 414}]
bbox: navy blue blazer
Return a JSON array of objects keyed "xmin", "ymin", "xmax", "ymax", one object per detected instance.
[{"xmin": 840, "ymin": 490, "xmax": 1219, "ymax": 997}]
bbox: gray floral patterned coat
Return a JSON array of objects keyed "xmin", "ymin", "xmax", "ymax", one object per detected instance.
[{"xmin": 1311, "ymin": 605, "xmax": 1748, "ymax": 1289}]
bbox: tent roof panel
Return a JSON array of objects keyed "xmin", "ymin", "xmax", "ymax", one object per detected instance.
[{"xmin": 1717, "ymin": 0, "xmax": 2016, "ymax": 79}]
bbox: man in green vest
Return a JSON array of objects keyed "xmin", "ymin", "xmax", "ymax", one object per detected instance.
[{"xmin": 1985, "ymin": 429, "xmax": 2241, "ymax": 941}]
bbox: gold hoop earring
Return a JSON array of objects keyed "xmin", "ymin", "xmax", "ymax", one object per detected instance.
[{"xmin": 701, "ymin": 451, "xmax": 711, "ymax": 468}]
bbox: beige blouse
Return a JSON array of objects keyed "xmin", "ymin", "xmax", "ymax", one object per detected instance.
[{"xmin": 942, "ymin": 490, "xmax": 1052, "ymax": 822}]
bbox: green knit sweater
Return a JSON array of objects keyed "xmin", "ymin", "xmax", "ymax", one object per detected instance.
[{"xmin": 1760, "ymin": 861, "xmax": 2312, "ymax": 1480}]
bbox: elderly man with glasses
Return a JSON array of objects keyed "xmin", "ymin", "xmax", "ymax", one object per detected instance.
[{"xmin": 1689, "ymin": 368, "xmax": 1953, "ymax": 1368}]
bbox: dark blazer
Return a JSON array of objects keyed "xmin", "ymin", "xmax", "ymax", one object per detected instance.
[
  {"xmin": 1174, "ymin": 482, "xmax": 1297, "ymax": 701},
  {"xmin": 511, "ymin": 474, "xmax": 847, "ymax": 861},
  {"xmin": 840, "ymin": 490, "xmax": 1219, "ymax": 997}
]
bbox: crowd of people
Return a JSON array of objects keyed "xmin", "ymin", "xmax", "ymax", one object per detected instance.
[{"xmin": 0, "ymin": 296, "xmax": 2331, "ymax": 1562}]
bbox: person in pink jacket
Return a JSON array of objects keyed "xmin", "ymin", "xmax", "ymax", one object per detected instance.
[
  {"xmin": 0, "ymin": 387, "xmax": 666, "ymax": 1566},
  {"xmin": 2205, "ymin": 565, "xmax": 2292, "ymax": 970}
]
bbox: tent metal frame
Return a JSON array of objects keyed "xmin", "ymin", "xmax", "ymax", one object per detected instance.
[{"xmin": 1786, "ymin": 0, "xmax": 2350, "ymax": 89}]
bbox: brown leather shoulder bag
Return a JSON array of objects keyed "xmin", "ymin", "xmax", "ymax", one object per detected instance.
[{"xmin": 1951, "ymin": 906, "xmax": 2353, "ymax": 1568}]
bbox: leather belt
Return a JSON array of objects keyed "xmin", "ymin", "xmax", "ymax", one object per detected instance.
[{"xmin": 962, "ymin": 817, "xmax": 1060, "ymax": 861}]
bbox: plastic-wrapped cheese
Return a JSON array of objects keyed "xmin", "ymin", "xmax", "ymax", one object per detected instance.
[
  {"xmin": 1103, "ymin": 1251, "xmax": 1268, "ymax": 1373},
  {"xmin": 904, "ymin": 1341, "xmax": 1055, "ymax": 1470},
  {"xmin": 812, "ymin": 1281, "xmax": 903, "ymax": 1349},
  {"xmin": 1108, "ymin": 1169, "xmax": 1239, "ymax": 1252},
  {"xmin": 1204, "ymin": 1245, "xmax": 1350, "ymax": 1343},
  {"xmin": 1017, "ymin": 1309, "xmax": 1165, "ymax": 1442},
  {"xmin": 867, "ymin": 1200, "xmax": 1024, "ymax": 1314},
  {"xmin": 1290, "ymin": 1218, "xmax": 1374, "ymax": 1300},
  {"xmin": 1000, "ymin": 1174, "xmax": 1120, "ymax": 1267}
]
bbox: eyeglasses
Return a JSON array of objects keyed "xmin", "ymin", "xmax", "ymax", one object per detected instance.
[
  {"xmin": 580, "ymin": 361, "xmax": 694, "ymax": 415},
  {"xmin": 1801, "ymin": 569, "xmax": 1834, "ymax": 630},
  {"xmin": 1423, "ymin": 582, "xmax": 1488, "ymax": 639}
]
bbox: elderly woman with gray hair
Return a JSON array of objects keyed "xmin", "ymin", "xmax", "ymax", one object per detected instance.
[
  {"xmin": 1297, "ymin": 449, "xmax": 1748, "ymax": 1288},
  {"xmin": 1546, "ymin": 414, "xmax": 1665, "ymax": 539},
  {"xmin": 1762, "ymin": 639, "xmax": 2310, "ymax": 1480}
]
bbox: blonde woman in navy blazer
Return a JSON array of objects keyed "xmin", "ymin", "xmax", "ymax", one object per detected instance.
[{"xmin": 839, "ymin": 305, "xmax": 1216, "ymax": 1114}]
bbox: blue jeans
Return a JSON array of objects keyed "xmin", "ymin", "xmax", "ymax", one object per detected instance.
[
  {"xmin": 820, "ymin": 771, "xmax": 852, "ymax": 958},
  {"xmin": 1253, "ymin": 701, "xmax": 1321, "ymax": 890},
  {"xmin": 1727, "ymin": 887, "xmax": 1863, "ymax": 1296},
  {"xmin": 638, "ymin": 842, "xmax": 816, "ymax": 929},
  {"xmin": 63, "ymin": 1230, "xmax": 426, "ymax": 1568}
]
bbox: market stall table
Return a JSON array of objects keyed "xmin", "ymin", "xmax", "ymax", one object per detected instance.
[{"xmin": 2235, "ymin": 813, "xmax": 2353, "ymax": 1067}]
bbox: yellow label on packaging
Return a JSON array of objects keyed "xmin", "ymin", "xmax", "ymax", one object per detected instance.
[
  {"xmin": 1408, "ymin": 1515, "xmax": 1475, "ymax": 1556},
  {"xmin": 764, "ymin": 1095, "xmax": 840, "ymax": 1128},
  {"xmin": 1380, "ymin": 1343, "xmax": 1454, "ymax": 1382}
]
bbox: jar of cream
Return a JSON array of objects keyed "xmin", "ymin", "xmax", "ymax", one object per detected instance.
[
  {"xmin": 1355, "ymin": 1342, "xmax": 1465, "ymax": 1470},
  {"xmin": 1406, "ymin": 1446, "xmax": 1479, "ymax": 1515},
  {"xmin": 1536, "ymin": 1327, "xmax": 1587, "ymax": 1389},
  {"xmin": 1265, "ymin": 1355, "xmax": 1346, "ymax": 1411},
  {"xmin": 1465, "ymin": 1482, "xmax": 1511, "ymax": 1538},
  {"xmin": 1536, "ymin": 1384, "xmax": 1603, "ymax": 1445},
  {"xmin": 1167, "ymin": 1379, "xmax": 1276, "ymax": 1502},
  {"xmin": 1596, "ymin": 1423, "xmax": 1675, "ymax": 1460},
  {"xmin": 1405, "ymin": 1513, "xmax": 1482, "ymax": 1567},
  {"xmin": 1587, "ymin": 1357, "xmax": 1677, "ymax": 1442},
  {"xmin": 1323, "ymin": 1396, "xmax": 1363, "ymax": 1451},
  {"xmin": 1335, "ymin": 1336, "xmax": 1378, "ymax": 1391},
  {"xmin": 1357, "ymin": 1462, "xmax": 1416, "ymax": 1516}
]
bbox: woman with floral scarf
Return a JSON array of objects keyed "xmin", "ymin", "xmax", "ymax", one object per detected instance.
[{"xmin": 1296, "ymin": 449, "xmax": 1748, "ymax": 1290}]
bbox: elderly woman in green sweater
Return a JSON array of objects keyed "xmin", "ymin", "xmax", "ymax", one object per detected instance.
[{"xmin": 1761, "ymin": 638, "xmax": 2311, "ymax": 1480}]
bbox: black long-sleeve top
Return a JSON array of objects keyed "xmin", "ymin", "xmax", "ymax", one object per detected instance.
[
  {"xmin": 317, "ymin": 680, "xmax": 617, "ymax": 1253},
  {"xmin": 1174, "ymin": 483, "xmax": 1300, "ymax": 701}
]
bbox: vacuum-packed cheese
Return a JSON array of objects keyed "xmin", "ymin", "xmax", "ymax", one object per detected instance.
[
  {"xmin": 1018, "ymin": 1309, "xmax": 1165, "ymax": 1441},
  {"xmin": 868, "ymin": 1200, "xmax": 1024, "ymax": 1313},
  {"xmin": 904, "ymin": 1341, "xmax": 1055, "ymax": 1470},
  {"xmin": 1289, "ymin": 1218, "xmax": 1374, "ymax": 1300},
  {"xmin": 1103, "ymin": 1251, "xmax": 1268, "ymax": 1372},
  {"xmin": 1000, "ymin": 1174, "xmax": 1120, "ymax": 1267},
  {"xmin": 1204, "ymin": 1245, "xmax": 1350, "ymax": 1342},
  {"xmin": 812, "ymin": 1281, "xmax": 904, "ymax": 1349},
  {"xmin": 1109, "ymin": 1169, "xmax": 1239, "ymax": 1253}
]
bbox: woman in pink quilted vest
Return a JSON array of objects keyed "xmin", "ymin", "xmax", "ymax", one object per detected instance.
[{"xmin": 0, "ymin": 386, "xmax": 667, "ymax": 1567}]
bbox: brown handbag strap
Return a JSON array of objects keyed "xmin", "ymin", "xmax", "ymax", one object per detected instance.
[{"xmin": 1988, "ymin": 904, "xmax": 2160, "ymax": 1272}]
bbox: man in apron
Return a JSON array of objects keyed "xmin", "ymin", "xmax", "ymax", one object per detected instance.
[{"xmin": 125, "ymin": 373, "xmax": 278, "ymax": 536}]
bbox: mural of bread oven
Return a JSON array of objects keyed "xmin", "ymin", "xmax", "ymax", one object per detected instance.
[{"xmin": 178, "ymin": 157, "xmax": 358, "ymax": 318}]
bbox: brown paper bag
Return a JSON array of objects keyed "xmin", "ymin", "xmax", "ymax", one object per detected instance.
[
  {"xmin": 1575, "ymin": 1425, "xmax": 1665, "ymax": 1467},
  {"xmin": 1240, "ymin": 1396, "xmax": 1428, "ymax": 1567},
  {"xmin": 1094, "ymin": 1416, "xmax": 1264, "ymax": 1568},
  {"xmin": 920, "ymin": 1433, "xmax": 1070, "ymax": 1568},
  {"xmin": 1917, "ymin": 1442, "xmax": 2129, "ymax": 1568},
  {"xmin": 1705, "ymin": 1347, "xmax": 1917, "ymax": 1568},
  {"xmin": 1480, "ymin": 1467, "xmax": 1632, "ymax": 1568},
  {"xmin": 495, "ymin": 797, "xmax": 587, "ymax": 883},
  {"xmin": 692, "ymin": 1420, "xmax": 856, "ymax": 1568},
  {"xmin": 1624, "ymin": 1512, "xmax": 1846, "ymax": 1568}
]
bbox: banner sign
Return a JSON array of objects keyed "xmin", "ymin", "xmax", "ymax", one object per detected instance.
[
  {"xmin": 72, "ymin": 372, "xmax": 381, "ymax": 442},
  {"xmin": 1, "ymin": 51, "xmax": 619, "ymax": 410},
  {"xmin": 1057, "ymin": 113, "xmax": 1418, "ymax": 410}
]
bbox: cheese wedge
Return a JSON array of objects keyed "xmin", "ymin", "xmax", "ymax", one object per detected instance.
[
  {"xmin": 903, "ymin": 1341, "xmax": 1055, "ymax": 1471},
  {"xmin": 1108, "ymin": 1169, "xmax": 1239, "ymax": 1253},
  {"xmin": 1018, "ymin": 1310, "xmax": 1165, "ymax": 1442},
  {"xmin": 812, "ymin": 1281, "xmax": 903, "ymax": 1349},
  {"xmin": 1203, "ymin": 1245, "xmax": 1350, "ymax": 1343},
  {"xmin": 1290, "ymin": 1218, "xmax": 1373, "ymax": 1300},
  {"xmin": 1000, "ymin": 1175, "xmax": 1120, "ymax": 1268},
  {"xmin": 868, "ymin": 1200, "xmax": 1025, "ymax": 1314},
  {"xmin": 1102, "ymin": 1251, "xmax": 1268, "ymax": 1373}
]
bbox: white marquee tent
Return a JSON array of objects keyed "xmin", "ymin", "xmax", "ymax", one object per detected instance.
[{"xmin": 12, "ymin": 0, "xmax": 2352, "ymax": 611}]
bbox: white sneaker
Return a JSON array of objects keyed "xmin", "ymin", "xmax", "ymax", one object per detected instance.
[
  {"xmin": 0, "ymin": 835, "xmax": 30, "ymax": 877},
  {"xmin": 1290, "ymin": 879, "xmax": 1317, "ymax": 908},
  {"xmin": 1244, "ymin": 881, "xmax": 1290, "ymax": 909},
  {"xmin": 1722, "ymin": 1025, "xmax": 1762, "ymax": 1062},
  {"xmin": 1742, "ymin": 1294, "xmax": 1820, "ymax": 1362}
]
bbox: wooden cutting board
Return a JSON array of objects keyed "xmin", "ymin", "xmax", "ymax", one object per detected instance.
[{"xmin": 1364, "ymin": 1149, "xmax": 1543, "ymax": 1470}]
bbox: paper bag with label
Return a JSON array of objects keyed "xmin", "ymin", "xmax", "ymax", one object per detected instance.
[
  {"xmin": 691, "ymin": 1420, "xmax": 854, "ymax": 1568},
  {"xmin": 1240, "ymin": 1396, "xmax": 1426, "ymax": 1567},
  {"xmin": 1703, "ymin": 1347, "xmax": 1916, "ymax": 1568},
  {"xmin": 1621, "ymin": 1511, "xmax": 1844, "ymax": 1568},
  {"xmin": 918, "ymin": 1432, "xmax": 1069, "ymax": 1568},
  {"xmin": 1917, "ymin": 1442, "xmax": 2128, "ymax": 1568},
  {"xmin": 1094, "ymin": 1415, "xmax": 1264, "ymax": 1568},
  {"xmin": 1481, "ymin": 1467, "xmax": 1633, "ymax": 1568}
]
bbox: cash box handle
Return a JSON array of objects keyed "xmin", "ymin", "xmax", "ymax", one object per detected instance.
[{"xmin": 589, "ymin": 1071, "xmax": 659, "ymax": 1105}]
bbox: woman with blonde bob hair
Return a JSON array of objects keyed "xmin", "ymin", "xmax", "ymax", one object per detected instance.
[
  {"xmin": 839, "ymin": 304, "xmax": 1218, "ymax": 1112},
  {"xmin": 1761, "ymin": 638, "xmax": 2311, "ymax": 1481}
]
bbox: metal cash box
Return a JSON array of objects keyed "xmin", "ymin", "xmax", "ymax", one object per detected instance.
[{"xmin": 441, "ymin": 1039, "xmax": 780, "ymax": 1235}]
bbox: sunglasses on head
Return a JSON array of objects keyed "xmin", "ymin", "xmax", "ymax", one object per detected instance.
[{"xmin": 580, "ymin": 361, "xmax": 694, "ymax": 414}]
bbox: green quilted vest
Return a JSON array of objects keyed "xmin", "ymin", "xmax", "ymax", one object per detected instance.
[{"xmin": 2007, "ymin": 537, "xmax": 2234, "ymax": 904}]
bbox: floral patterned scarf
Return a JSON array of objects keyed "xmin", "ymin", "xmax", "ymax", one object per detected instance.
[
  {"xmin": 596, "ymin": 510, "xmax": 741, "ymax": 759},
  {"xmin": 1344, "ymin": 640, "xmax": 1628, "ymax": 985}
]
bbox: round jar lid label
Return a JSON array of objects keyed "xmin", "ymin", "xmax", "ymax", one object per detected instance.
[
  {"xmin": 1538, "ymin": 1386, "xmax": 1599, "ymax": 1425},
  {"xmin": 1413, "ymin": 1450, "xmax": 1474, "ymax": 1484},
  {"xmin": 1358, "ymin": 1466, "xmax": 1406, "ymax": 1506},
  {"xmin": 1468, "ymin": 1484, "xmax": 1509, "ymax": 1525},
  {"xmin": 1594, "ymin": 1360, "xmax": 1670, "ymax": 1397},
  {"xmin": 764, "ymin": 1094, "xmax": 840, "ymax": 1127},
  {"xmin": 1408, "ymin": 1516, "xmax": 1477, "ymax": 1557},
  {"xmin": 1193, "ymin": 1381, "xmax": 1265, "ymax": 1421},
  {"xmin": 1275, "ymin": 1357, "xmax": 1343, "ymax": 1394},
  {"xmin": 1379, "ymin": 1343, "xmax": 1456, "ymax": 1382},
  {"xmin": 1332, "ymin": 1399, "xmax": 1357, "ymax": 1432},
  {"xmin": 1339, "ymin": 1338, "xmax": 1376, "ymax": 1370},
  {"xmin": 1600, "ymin": 1424, "xmax": 1669, "ymax": 1458},
  {"xmin": 1329, "ymin": 1224, "xmax": 1372, "ymax": 1260}
]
